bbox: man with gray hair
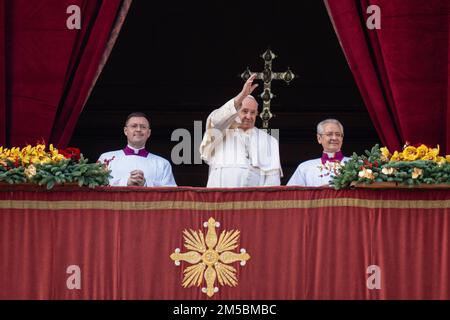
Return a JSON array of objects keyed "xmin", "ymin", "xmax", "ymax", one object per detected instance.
[
  {"xmin": 287, "ymin": 119, "xmax": 349, "ymax": 187},
  {"xmin": 199, "ymin": 74, "xmax": 282, "ymax": 187}
]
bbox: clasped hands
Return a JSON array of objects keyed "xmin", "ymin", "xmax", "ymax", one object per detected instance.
[{"xmin": 127, "ymin": 170, "xmax": 146, "ymax": 186}]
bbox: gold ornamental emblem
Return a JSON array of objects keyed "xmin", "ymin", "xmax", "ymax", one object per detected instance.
[{"xmin": 170, "ymin": 217, "xmax": 250, "ymax": 297}]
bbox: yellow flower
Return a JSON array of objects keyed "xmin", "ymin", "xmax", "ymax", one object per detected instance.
[
  {"xmin": 380, "ymin": 147, "xmax": 391, "ymax": 162},
  {"xmin": 421, "ymin": 152, "xmax": 436, "ymax": 161},
  {"xmin": 411, "ymin": 168, "xmax": 423, "ymax": 179},
  {"xmin": 429, "ymin": 145, "xmax": 440, "ymax": 157},
  {"xmin": 21, "ymin": 155, "xmax": 31, "ymax": 166},
  {"xmin": 40, "ymin": 157, "xmax": 52, "ymax": 164},
  {"xmin": 23, "ymin": 145, "xmax": 31, "ymax": 153},
  {"xmin": 1, "ymin": 144, "xmax": 69, "ymax": 167},
  {"xmin": 390, "ymin": 151, "xmax": 403, "ymax": 161},
  {"xmin": 415, "ymin": 145, "xmax": 440, "ymax": 161},
  {"xmin": 436, "ymin": 156, "xmax": 446, "ymax": 166},
  {"xmin": 402, "ymin": 146, "xmax": 418, "ymax": 161},
  {"xmin": 446, "ymin": 155, "xmax": 450, "ymax": 163},
  {"xmin": 416, "ymin": 145, "xmax": 428, "ymax": 158},
  {"xmin": 35, "ymin": 144, "xmax": 45, "ymax": 153},
  {"xmin": 51, "ymin": 154, "xmax": 65, "ymax": 162},
  {"xmin": 10, "ymin": 147, "xmax": 19, "ymax": 157},
  {"xmin": 29, "ymin": 156, "xmax": 40, "ymax": 164}
]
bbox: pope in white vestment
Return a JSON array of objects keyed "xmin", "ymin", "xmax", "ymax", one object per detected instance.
[{"xmin": 199, "ymin": 74, "xmax": 282, "ymax": 187}]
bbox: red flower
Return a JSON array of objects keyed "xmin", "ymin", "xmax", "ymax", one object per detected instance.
[
  {"xmin": 60, "ymin": 147, "xmax": 81, "ymax": 161},
  {"xmin": 14, "ymin": 157, "xmax": 20, "ymax": 168},
  {"xmin": 363, "ymin": 159, "xmax": 373, "ymax": 168},
  {"xmin": 100, "ymin": 156, "xmax": 115, "ymax": 168}
]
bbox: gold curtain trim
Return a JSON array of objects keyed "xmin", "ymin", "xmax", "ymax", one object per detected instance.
[{"xmin": 1, "ymin": 198, "xmax": 450, "ymax": 211}]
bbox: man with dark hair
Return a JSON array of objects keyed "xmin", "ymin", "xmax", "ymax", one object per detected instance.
[
  {"xmin": 98, "ymin": 112, "xmax": 176, "ymax": 187},
  {"xmin": 287, "ymin": 118, "xmax": 349, "ymax": 187}
]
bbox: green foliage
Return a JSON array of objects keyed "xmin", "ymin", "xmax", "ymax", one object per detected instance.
[
  {"xmin": 330, "ymin": 144, "xmax": 450, "ymax": 189},
  {"xmin": 0, "ymin": 165, "xmax": 26, "ymax": 184},
  {"xmin": 0, "ymin": 155, "xmax": 110, "ymax": 190}
]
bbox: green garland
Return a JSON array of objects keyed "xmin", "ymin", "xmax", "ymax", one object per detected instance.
[
  {"xmin": 0, "ymin": 156, "xmax": 110, "ymax": 190},
  {"xmin": 330, "ymin": 144, "xmax": 450, "ymax": 189}
]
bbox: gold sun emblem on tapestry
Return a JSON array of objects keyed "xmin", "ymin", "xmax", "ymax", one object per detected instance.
[{"xmin": 170, "ymin": 217, "xmax": 251, "ymax": 298}]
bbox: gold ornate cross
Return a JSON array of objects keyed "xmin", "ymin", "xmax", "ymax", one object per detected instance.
[
  {"xmin": 170, "ymin": 217, "xmax": 250, "ymax": 298},
  {"xmin": 240, "ymin": 49, "xmax": 296, "ymax": 132}
]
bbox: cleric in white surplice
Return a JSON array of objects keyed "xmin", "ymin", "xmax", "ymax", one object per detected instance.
[
  {"xmin": 98, "ymin": 112, "xmax": 176, "ymax": 187},
  {"xmin": 199, "ymin": 74, "xmax": 282, "ymax": 187},
  {"xmin": 287, "ymin": 119, "xmax": 349, "ymax": 187}
]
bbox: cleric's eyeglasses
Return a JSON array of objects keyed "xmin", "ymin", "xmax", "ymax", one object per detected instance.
[
  {"xmin": 319, "ymin": 132, "xmax": 343, "ymax": 138},
  {"xmin": 127, "ymin": 124, "xmax": 149, "ymax": 130}
]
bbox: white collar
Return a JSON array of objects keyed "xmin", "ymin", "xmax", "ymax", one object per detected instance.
[
  {"xmin": 238, "ymin": 128, "xmax": 254, "ymax": 135},
  {"xmin": 127, "ymin": 145, "xmax": 145, "ymax": 154},
  {"xmin": 324, "ymin": 151, "xmax": 341, "ymax": 157}
]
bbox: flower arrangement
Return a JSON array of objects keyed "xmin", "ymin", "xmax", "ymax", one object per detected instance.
[
  {"xmin": 330, "ymin": 142, "xmax": 450, "ymax": 189},
  {"xmin": 0, "ymin": 143, "xmax": 110, "ymax": 189}
]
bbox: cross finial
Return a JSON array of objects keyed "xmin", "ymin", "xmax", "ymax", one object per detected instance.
[{"xmin": 240, "ymin": 49, "xmax": 296, "ymax": 132}]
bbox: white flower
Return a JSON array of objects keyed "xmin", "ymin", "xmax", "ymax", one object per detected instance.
[
  {"xmin": 381, "ymin": 167, "xmax": 396, "ymax": 175},
  {"xmin": 358, "ymin": 168, "xmax": 374, "ymax": 180}
]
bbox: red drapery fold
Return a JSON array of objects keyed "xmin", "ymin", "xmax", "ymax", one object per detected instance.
[
  {"xmin": 50, "ymin": 0, "xmax": 132, "ymax": 147},
  {"xmin": 447, "ymin": 14, "xmax": 450, "ymax": 153},
  {"xmin": 325, "ymin": 0, "xmax": 450, "ymax": 153},
  {"xmin": 0, "ymin": 0, "xmax": 5, "ymax": 146},
  {"xmin": 1, "ymin": 186, "xmax": 450, "ymax": 299},
  {"xmin": 1, "ymin": 0, "xmax": 131, "ymax": 148}
]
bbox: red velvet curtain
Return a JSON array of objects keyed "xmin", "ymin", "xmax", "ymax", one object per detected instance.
[
  {"xmin": 1, "ymin": 0, "xmax": 131, "ymax": 148},
  {"xmin": 1, "ymin": 186, "xmax": 450, "ymax": 299},
  {"xmin": 0, "ymin": 0, "xmax": 5, "ymax": 146},
  {"xmin": 325, "ymin": 0, "xmax": 450, "ymax": 153}
]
